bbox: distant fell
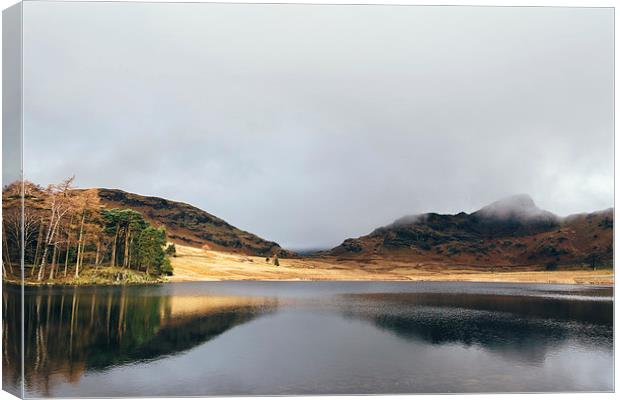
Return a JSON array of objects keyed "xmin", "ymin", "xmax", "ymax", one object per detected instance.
[
  {"xmin": 96, "ymin": 188, "xmax": 289, "ymax": 257},
  {"xmin": 329, "ymin": 195, "xmax": 613, "ymax": 268}
]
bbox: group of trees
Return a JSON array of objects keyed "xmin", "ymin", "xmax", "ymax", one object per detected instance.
[
  {"xmin": 101, "ymin": 208, "xmax": 172, "ymax": 275},
  {"xmin": 2, "ymin": 177, "xmax": 173, "ymax": 281}
]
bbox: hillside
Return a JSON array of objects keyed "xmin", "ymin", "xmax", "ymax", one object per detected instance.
[
  {"xmin": 95, "ymin": 189, "xmax": 288, "ymax": 257},
  {"xmin": 328, "ymin": 195, "xmax": 613, "ymax": 268},
  {"xmin": 3, "ymin": 181, "xmax": 290, "ymax": 285},
  {"xmin": 4, "ymin": 182, "xmax": 613, "ymax": 284}
]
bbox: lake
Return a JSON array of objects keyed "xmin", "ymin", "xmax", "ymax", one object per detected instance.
[{"xmin": 2, "ymin": 281, "xmax": 613, "ymax": 397}]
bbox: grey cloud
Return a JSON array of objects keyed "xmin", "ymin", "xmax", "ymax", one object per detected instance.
[{"xmin": 21, "ymin": 3, "xmax": 613, "ymax": 249}]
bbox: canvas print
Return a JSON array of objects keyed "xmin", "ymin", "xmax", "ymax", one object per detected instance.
[{"xmin": 1, "ymin": 2, "xmax": 614, "ymax": 397}]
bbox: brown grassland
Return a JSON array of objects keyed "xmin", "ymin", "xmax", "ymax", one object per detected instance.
[{"xmin": 170, "ymin": 244, "xmax": 613, "ymax": 285}]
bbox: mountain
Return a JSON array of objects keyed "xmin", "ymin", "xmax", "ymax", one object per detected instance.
[
  {"xmin": 94, "ymin": 188, "xmax": 289, "ymax": 257},
  {"xmin": 328, "ymin": 195, "xmax": 613, "ymax": 268}
]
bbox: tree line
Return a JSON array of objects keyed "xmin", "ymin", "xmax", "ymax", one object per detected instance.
[{"xmin": 2, "ymin": 177, "xmax": 174, "ymax": 281}]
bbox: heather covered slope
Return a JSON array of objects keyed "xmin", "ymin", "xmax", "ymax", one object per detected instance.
[
  {"xmin": 95, "ymin": 188, "xmax": 288, "ymax": 257},
  {"xmin": 328, "ymin": 195, "xmax": 613, "ymax": 268},
  {"xmin": 3, "ymin": 181, "xmax": 289, "ymax": 285},
  {"xmin": 4, "ymin": 182, "xmax": 612, "ymax": 285}
]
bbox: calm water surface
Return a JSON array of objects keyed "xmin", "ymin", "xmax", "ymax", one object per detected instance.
[{"xmin": 2, "ymin": 281, "xmax": 614, "ymax": 397}]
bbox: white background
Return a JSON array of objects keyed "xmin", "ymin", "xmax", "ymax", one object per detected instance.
[{"xmin": 0, "ymin": 1, "xmax": 616, "ymax": 400}]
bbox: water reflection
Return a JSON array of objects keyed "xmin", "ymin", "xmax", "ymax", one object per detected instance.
[
  {"xmin": 2, "ymin": 286, "xmax": 22, "ymax": 397},
  {"xmin": 339, "ymin": 292, "xmax": 612, "ymax": 365},
  {"xmin": 2, "ymin": 282, "xmax": 614, "ymax": 396},
  {"xmin": 340, "ymin": 291, "xmax": 613, "ymax": 324},
  {"xmin": 2, "ymin": 284, "xmax": 277, "ymax": 397}
]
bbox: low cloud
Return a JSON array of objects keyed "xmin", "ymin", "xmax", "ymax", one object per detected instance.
[{"xmin": 22, "ymin": 4, "xmax": 613, "ymax": 249}]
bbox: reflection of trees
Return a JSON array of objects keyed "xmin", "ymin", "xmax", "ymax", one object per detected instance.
[
  {"xmin": 2, "ymin": 285, "xmax": 276, "ymax": 397},
  {"xmin": 86, "ymin": 303, "xmax": 272, "ymax": 370},
  {"xmin": 2, "ymin": 285, "xmax": 22, "ymax": 398},
  {"xmin": 340, "ymin": 292, "xmax": 613, "ymax": 365}
]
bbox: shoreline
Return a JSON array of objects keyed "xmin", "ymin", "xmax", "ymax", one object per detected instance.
[
  {"xmin": 4, "ymin": 274, "xmax": 613, "ymax": 287},
  {"xmin": 2, "ymin": 278, "xmax": 168, "ymax": 287},
  {"xmin": 2, "ymin": 281, "xmax": 614, "ymax": 288},
  {"xmin": 166, "ymin": 277, "xmax": 614, "ymax": 286}
]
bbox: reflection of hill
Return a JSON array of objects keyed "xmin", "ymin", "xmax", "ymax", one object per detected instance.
[
  {"xmin": 343, "ymin": 292, "xmax": 613, "ymax": 324},
  {"xmin": 87, "ymin": 298, "xmax": 278, "ymax": 370},
  {"xmin": 340, "ymin": 292, "xmax": 613, "ymax": 365},
  {"xmin": 2, "ymin": 285, "xmax": 276, "ymax": 397}
]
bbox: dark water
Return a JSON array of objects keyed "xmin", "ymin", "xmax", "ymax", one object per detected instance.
[{"xmin": 2, "ymin": 281, "xmax": 614, "ymax": 397}]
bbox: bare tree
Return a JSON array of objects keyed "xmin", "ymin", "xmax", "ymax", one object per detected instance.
[
  {"xmin": 37, "ymin": 177, "xmax": 76, "ymax": 281},
  {"xmin": 74, "ymin": 208, "xmax": 87, "ymax": 278},
  {"xmin": 74, "ymin": 190, "xmax": 97, "ymax": 278},
  {"xmin": 63, "ymin": 215, "xmax": 75, "ymax": 277},
  {"xmin": 2, "ymin": 211, "xmax": 15, "ymax": 277}
]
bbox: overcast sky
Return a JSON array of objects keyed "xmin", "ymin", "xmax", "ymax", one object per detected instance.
[{"xmin": 22, "ymin": 4, "xmax": 613, "ymax": 249}]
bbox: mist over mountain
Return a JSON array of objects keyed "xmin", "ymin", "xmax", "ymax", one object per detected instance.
[
  {"xmin": 329, "ymin": 195, "xmax": 613, "ymax": 268},
  {"xmin": 8, "ymin": 179, "xmax": 612, "ymax": 275},
  {"xmin": 93, "ymin": 189, "xmax": 614, "ymax": 268},
  {"xmin": 473, "ymin": 194, "xmax": 558, "ymax": 222},
  {"xmin": 22, "ymin": 5, "xmax": 613, "ymax": 250}
]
